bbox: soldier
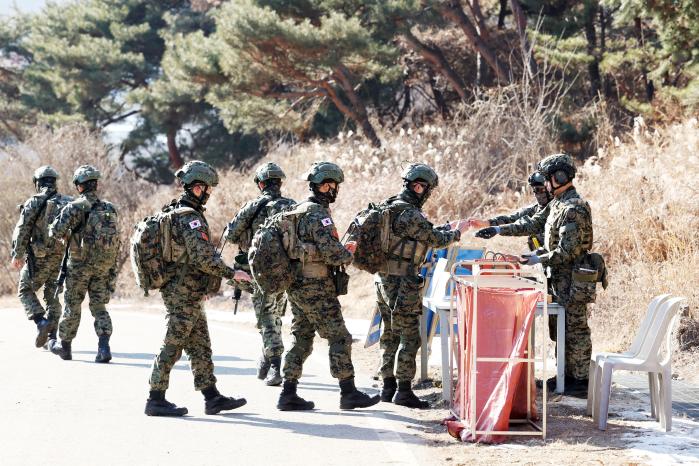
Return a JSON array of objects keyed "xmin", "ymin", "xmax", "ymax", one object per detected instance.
[
  {"xmin": 10, "ymin": 166, "xmax": 72, "ymax": 348},
  {"xmin": 467, "ymin": 171, "xmax": 551, "ymax": 250},
  {"xmin": 277, "ymin": 161, "xmax": 379, "ymax": 411},
  {"xmin": 376, "ymin": 163, "xmax": 467, "ymax": 408},
  {"xmin": 145, "ymin": 161, "xmax": 247, "ymax": 417},
  {"xmin": 48, "ymin": 165, "xmax": 119, "ymax": 363},
  {"xmin": 475, "ymin": 154, "xmax": 594, "ymax": 396},
  {"xmin": 226, "ymin": 162, "xmax": 295, "ymax": 387}
]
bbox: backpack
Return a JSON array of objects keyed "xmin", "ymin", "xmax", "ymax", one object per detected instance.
[
  {"xmin": 29, "ymin": 192, "xmax": 72, "ymax": 257},
  {"xmin": 81, "ymin": 201, "xmax": 119, "ymax": 256},
  {"xmin": 345, "ymin": 200, "xmax": 412, "ymax": 274},
  {"xmin": 247, "ymin": 202, "xmax": 313, "ymax": 295},
  {"xmin": 130, "ymin": 207, "xmax": 194, "ymax": 296}
]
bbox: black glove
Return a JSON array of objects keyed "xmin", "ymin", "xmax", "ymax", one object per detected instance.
[{"xmin": 475, "ymin": 226, "xmax": 499, "ymax": 239}]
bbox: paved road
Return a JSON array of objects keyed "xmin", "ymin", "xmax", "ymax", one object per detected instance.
[{"xmin": 0, "ymin": 307, "xmax": 436, "ymax": 466}]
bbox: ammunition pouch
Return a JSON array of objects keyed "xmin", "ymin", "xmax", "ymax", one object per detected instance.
[
  {"xmin": 385, "ymin": 238, "xmax": 428, "ymax": 277},
  {"xmin": 569, "ymin": 251, "xmax": 608, "ymax": 305}
]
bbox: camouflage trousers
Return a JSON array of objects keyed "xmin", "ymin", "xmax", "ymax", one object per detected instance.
[
  {"xmin": 17, "ymin": 252, "xmax": 63, "ymax": 327},
  {"xmin": 549, "ymin": 271, "xmax": 592, "ymax": 380},
  {"xmin": 149, "ymin": 284, "xmax": 217, "ymax": 392},
  {"xmin": 283, "ymin": 276, "xmax": 354, "ymax": 382},
  {"xmin": 251, "ymin": 289, "xmax": 286, "ymax": 359},
  {"xmin": 59, "ymin": 261, "xmax": 113, "ymax": 342},
  {"xmin": 376, "ymin": 274, "xmax": 423, "ymax": 382}
]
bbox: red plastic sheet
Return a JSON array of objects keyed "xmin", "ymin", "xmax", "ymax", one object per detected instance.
[{"xmin": 446, "ymin": 285, "xmax": 541, "ymax": 443}]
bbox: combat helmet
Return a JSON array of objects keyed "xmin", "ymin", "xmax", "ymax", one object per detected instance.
[
  {"xmin": 401, "ymin": 163, "xmax": 439, "ymax": 187},
  {"xmin": 254, "ymin": 162, "xmax": 286, "ymax": 183},
  {"xmin": 537, "ymin": 154, "xmax": 576, "ymax": 181},
  {"xmin": 306, "ymin": 161, "xmax": 344, "ymax": 184},
  {"xmin": 175, "ymin": 160, "xmax": 219, "ymax": 187},
  {"xmin": 72, "ymin": 165, "xmax": 101, "ymax": 185},
  {"xmin": 527, "ymin": 171, "xmax": 546, "ymax": 187},
  {"xmin": 32, "ymin": 165, "xmax": 60, "ymax": 183}
]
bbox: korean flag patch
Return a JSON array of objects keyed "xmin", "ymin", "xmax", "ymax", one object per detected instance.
[
  {"xmin": 321, "ymin": 217, "xmax": 333, "ymax": 227},
  {"xmin": 189, "ymin": 219, "xmax": 202, "ymax": 229}
]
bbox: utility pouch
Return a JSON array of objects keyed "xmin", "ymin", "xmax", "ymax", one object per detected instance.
[
  {"xmin": 334, "ymin": 266, "xmax": 350, "ymax": 296},
  {"xmin": 570, "ymin": 266, "xmax": 598, "ymax": 304}
]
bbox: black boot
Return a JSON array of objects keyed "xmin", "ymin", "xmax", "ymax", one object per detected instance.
[
  {"xmin": 563, "ymin": 378, "xmax": 589, "ymax": 399},
  {"xmin": 264, "ymin": 356, "xmax": 283, "ymax": 386},
  {"xmin": 202, "ymin": 385, "xmax": 247, "ymax": 415},
  {"xmin": 45, "ymin": 327, "xmax": 57, "ymax": 351},
  {"xmin": 50, "ymin": 340, "xmax": 72, "ymax": 361},
  {"xmin": 339, "ymin": 378, "xmax": 381, "ymax": 410},
  {"xmin": 145, "ymin": 390, "xmax": 188, "ymax": 417},
  {"xmin": 257, "ymin": 355, "xmax": 271, "ymax": 380},
  {"xmin": 393, "ymin": 381, "xmax": 429, "ymax": 409},
  {"xmin": 95, "ymin": 335, "xmax": 112, "ymax": 363},
  {"xmin": 277, "ymin": 380, "xmax": 315, "ymax": 411},
  {"xmin": 535, "ymin": 376, "xmax": 557, "ymax": 391},
  {"xmin": 381, "ymin": 376, "xmax": 397, "ymax": 402},
  {"xmin": 33, "ymin": 315, "xmax": 51, "ymax": 348}
]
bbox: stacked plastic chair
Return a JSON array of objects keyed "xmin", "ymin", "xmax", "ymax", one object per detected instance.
[{"xmin": 588, "ymin": 295, "xmax": 686, "ymax": 431}]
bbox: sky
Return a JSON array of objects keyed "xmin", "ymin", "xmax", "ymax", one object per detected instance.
[{"xmin": 0, "ymin": 0, "xmax": 56, "ymax": 16}]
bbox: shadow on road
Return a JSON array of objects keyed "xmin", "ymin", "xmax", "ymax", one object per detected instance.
[
  {"xmin": 178, "ymin": 412, "xmax": 424, "ymax": 444},
  {"xmin": 71, "ymin": 351, "xmax": 251, "ymax": 363}
]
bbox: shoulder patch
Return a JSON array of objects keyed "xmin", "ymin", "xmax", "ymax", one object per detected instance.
[
  {"xmin": 321, "ymin": 217, "xmax": 333, "ymax": 227},
  {"xmin": 189, "ymin": 219, "xmax": 202, "ymax": 229}
]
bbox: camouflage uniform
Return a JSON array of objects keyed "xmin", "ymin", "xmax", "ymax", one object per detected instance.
[
  {"xmin": 149, "ymin": 193, "xmax": 237, "ymax": 393},
  {"xmin": 499, "ymin": 187, "xmax": 593, "ymax": 379},
  {"xmin": 490, "ymin": 203, "xmax": 547, "ymax": 250},
  {"xmin": 282, "ymin": 196, "xmax": 355, "ymax": 383},
  {"xmin": 227, "ymin": 191, "xmax": 295, "ymax": 359},
  {"xmin": 49, "ymin": 191, "xmax": 119, "ymax": 342},
  {"xmin": 12, "ymin": 188, "xmax": 72, "ymax": 327},
  {"xmin": 376, "ymin": 191, "xmax": 461, "ymax": 382}
]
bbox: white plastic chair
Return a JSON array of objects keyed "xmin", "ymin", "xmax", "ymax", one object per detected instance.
[
  {"xmin": 586, "ymin": 294, "xmax": 672, "ymax": 416},
  {"xmin": 593, "ymin": 296, "xmax": 685, "ymax": 431},
  {"xmin": 422, "ymin": 258, "xmax": 449, "ymax": 308}
]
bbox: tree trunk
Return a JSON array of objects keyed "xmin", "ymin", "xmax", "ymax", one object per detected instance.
[
  {"xmin": 166, "ymin": 127, "xmax": 184, "ymax": 169},
  {"xmin": 439, "ymin": 1, "xmax": 510, "ymax": 82},
  {"xmin": 427, "ymin": 69, "xmax": 449, "ymax": 120},
  {"xmin": 329, "ymin": 66, "xmax": 382, "ymax": 148},
  {"xmin": 467, "ymin": 0, "xmax": 490, "ymax": 41},
  {"xmin": 403, "ymin": 30, "xmax": 468, "ymax": 100},
  {"xmin": 393, "ymin": 84, "xmax": 412, "ymax": 127},
  {"xmin": 584, "ymin": 1, "xmax": 601, "ymax": 97},
  {"xmin": 498, "ymin": 0, "xmax": 508, "ymax": 29},
  {"xmin": 509, "ymin": 0, "xmax": 538, "ymax": 75},
  {"xmin": 634, "ymin": 17, "xmax": 654, "ymax": 102}
]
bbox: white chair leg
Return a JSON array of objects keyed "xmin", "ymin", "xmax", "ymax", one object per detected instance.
[
  {"xmin": 648, "ymin": 372, "xmax": 658, "ymax": 419},
  {"xmin": 586, "ymin": 359, "xmax": 598, "ymax": 416},
  {"xmin": 597, "ymin": 365, "xmax": 614, "ymax": 430},
  {"xmin": 659, "ymin": 370, "xmax": 672, "ymax": 432}
]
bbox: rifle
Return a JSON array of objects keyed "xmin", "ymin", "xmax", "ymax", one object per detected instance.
[
  {"xmin": 233, "ymin": 287, "xmax": 242, "ymax": 315},
  {"xmin": 54, "ymin": 240, "xmax": 70, "ymax": 300}
]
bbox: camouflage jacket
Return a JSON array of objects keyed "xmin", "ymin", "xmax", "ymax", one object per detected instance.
[
  {"xmin": 296, "ymin": 196, "xmax": 353, "ymax": 267},
  {"xmin": 227, "ymin": 191, "xmax": 296, "ymax": 251},
  {"xmin": 165, "ymin": 194, "xmax": 236, "ymax": 289},
  {"xmin": 499, "ymin": 187, "xmax": 593, "ymax": 268},
  {"xmin": 389, "ymin": 190, "xmax": 461, "ymax": 253},
  {"xmin": 11, "ymin": 188, "xmax": 72, "ymax": 259},
  {"xmin": 489, "ymin": 202, "xmax": 542, "ymax": 226}
]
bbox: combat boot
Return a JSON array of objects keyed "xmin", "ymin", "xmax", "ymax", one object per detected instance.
[
  {"xmin": 45, "ymin": 325, "xmax": 58, "ymax": 351},
  {"xmin": 50, "ymin": 340, "xmax": 72, "ymax": 361},
  {"xmin": 33, "ymin": 315, "xmax": 51, "ymax": 348},
  {"xmin": 144, "ymin": 391, "xmax": 188, "ymax": 417},
  {"xmin": 203, "ymin": 385, "xmax": 247, "ymax": 415},
  {"xmin": 95, "ymin": 335, "xmax": 112, "ymax": 363},
  {"xmin": 339, "ymin": 378, "xmax": 381, "ymax": 410},
  {"xmin": 393, "ymin": 381, "xmax": 429, "ymax": 409},
  {"xmin": 257, "ymin": 355, "xmax": 271, "ymax": 380},
  {"xmin": 381, "ymin": 376, "xmax": 397, "ymax": 402},
  {"xmin": 264, "ymin": 356, "xmax": 283, "ymax": 386},
  {"xmin": 277, "ymin": 380, "xmax": 315, "ymax": 411}
]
